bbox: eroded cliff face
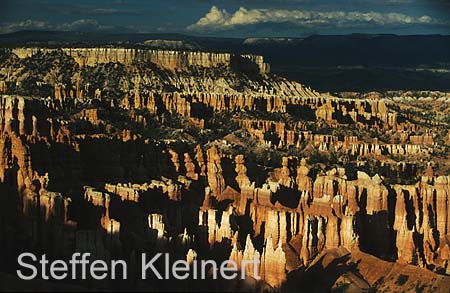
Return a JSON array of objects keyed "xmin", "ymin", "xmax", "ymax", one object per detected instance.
[
  {"xmin": 0, "ymin": 47, "xmax": 449, "ymax": 291},
  {"xmin": 12, "ymin": 47, "xmax": 270, "ymax": 75}
]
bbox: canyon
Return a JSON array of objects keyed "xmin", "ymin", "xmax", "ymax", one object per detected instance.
[{"xmin": 0, "ymin": 47, "xmax": 449, "ymax": 291}]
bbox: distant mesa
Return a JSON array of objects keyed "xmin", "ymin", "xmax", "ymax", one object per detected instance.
[{"xmin": 143, "ymin": 39, "xmax": 200, "ymax": 50}]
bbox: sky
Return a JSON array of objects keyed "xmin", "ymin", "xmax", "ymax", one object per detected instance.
[{"xmin": 1, "ymin": 0, "xmax": 450, "ymax": 37}]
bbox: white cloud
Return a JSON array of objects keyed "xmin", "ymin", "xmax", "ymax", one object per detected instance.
[
  {"xmin": 192, "ymin": 6, "xmax": 230, "ymax": 28},
  {"xmin": 187, "ymin": 6, "xmax": 445, "ymax": 32}
]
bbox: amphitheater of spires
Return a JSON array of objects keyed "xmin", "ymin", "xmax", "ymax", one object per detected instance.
[{"xmin": 0, "ymin": 47, "xmax": 449, "ymax": 291}]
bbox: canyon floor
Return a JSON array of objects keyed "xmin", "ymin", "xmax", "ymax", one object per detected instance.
[{"xmin": 0, "ymin": 46, "xmax": 450, "ymax": 292}]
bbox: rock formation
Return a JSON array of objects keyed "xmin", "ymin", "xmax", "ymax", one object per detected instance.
[{"xmin": 0, "ymin": 46, "xmax": 449, "ymax": 291}]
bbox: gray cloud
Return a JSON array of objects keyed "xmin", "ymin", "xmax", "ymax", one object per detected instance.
[
  {"xmin": 0, "ymin": 19, "xmax": 135, "ymax": 34},
  {"xmin": 0, "ymin": 20, "xmax": 52, "ymax": 33},
  {"xmin": 384, "ymin": 0, "xmax": 413, "ymax": 4},
  {"xmin": 88, "ymin": 8, "xmax": 142, "ymax": 15},
  {"xmin": 90, "ymin": 8, "xmax": 121, "ymax": 14},
  {"xmin": 59, "ymin": 19, "xmax": 112, "ymax": 31},
  {"xmin": 187, "ymin": 6, "xmax": 447, "ymax": 32}
]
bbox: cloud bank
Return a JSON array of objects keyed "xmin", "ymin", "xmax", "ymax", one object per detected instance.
[
  {"xmin": 0, "ymin": 19, "xmax": 133, "ymax": 34},
  {"xmin": 187, "ymin": 6, "xmax": 446, "ymax": 32}
]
